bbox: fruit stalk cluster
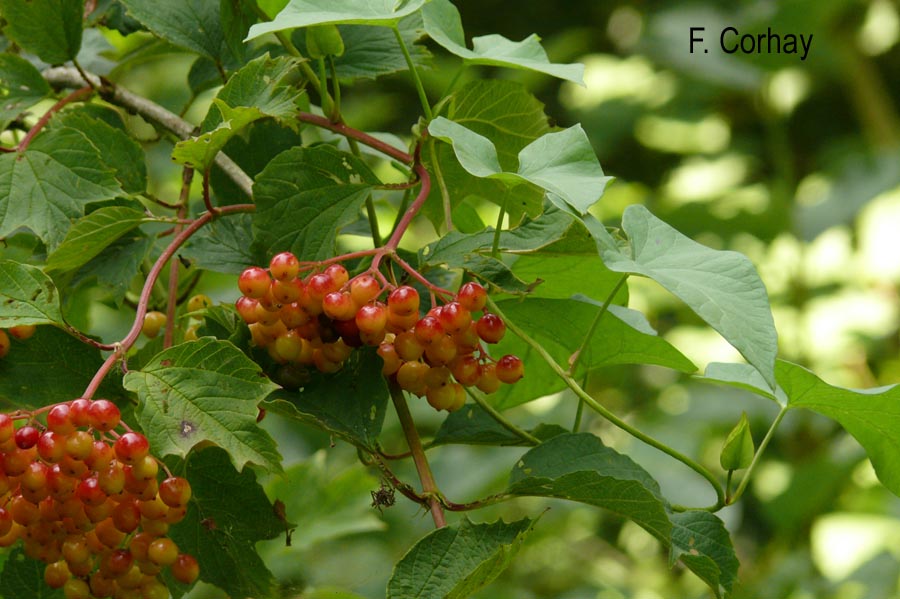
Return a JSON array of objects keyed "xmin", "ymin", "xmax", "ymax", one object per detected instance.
[{"xmin": 237, "ymin": 252, "xmax": 524, "ymax": 411}]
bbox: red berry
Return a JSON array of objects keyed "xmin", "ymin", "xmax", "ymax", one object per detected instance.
[
  {"xmin": 235, "ymin": 296, "xmax": 260, "ymax": 324},
  {"xmin": 238, "ymin": 266, "xmax": 270, "ymax": 299},
  {"xmin": 0, "ymin": 414, "xmax": 14, "ymax": 443},
  {"xmin": 0, "ymin": 330, "xmax": 9, "ymax": 358},
  {"xmin": 68, "ymin": 399, "xmax": 92, "ymax": 427},
  {"xmin": 476, "ymin": 363, "xmax": 501, "ymax": 394},
  {"xmin": 65, "ymin": 430, "xmax": 93, "ymax": 460},
  {"xmin": 475, "ymin": 313, "xmax": 506, "ymax": 344},
  {"xmin": 271, "ymin": 278, "xmax": 301, "ymax": 303},
  {"xmin": 8, "ymin": 324, "xmax": 36, "ymax": 340},
  {"xmin": 388, "ymin": 286, "xmax": 419, "ymax": 316},
  {"xmin": 394, "ymin": 331, "xmax": 425, "ymax": 361},
  {"xmin": 159, "ymin": 476, "xmax": 192, "ymax": 508},
  {"xmin": 14, "ymin": 425, "xmax": 39, "ymax": 449},
  {"xmin": 307, "ymin": 273, "xmax": 339, "ymax": 302},
  {"xmin": 88, "ymin": 399, "xmax": 121, "ymax": 432},
  {"xmin": 76, "ymin": 476, "xmax": 107, "ymax": 507},
  {"xmin": 377, "ymin": 343, "xmax": 402, "ymax": 375},
  {"xmin": 46, "ymin": 404, "xmax": 75, "ymax": 435},
  {"xmin": 269, "ymin": 251, "xmax": 300, "ymax": 281},
  {"xmin": 37, "ymin": 432, "xmax": 66, "ymax": 464},
  {"xmin": 148, "ymin": 537, "xmax": 179, "ymax": 566},
  {"xmin": 323, "ymin": 264, "xmax": 349, "ymax": 288},
  {"xmin": 171, "ymin": 553, "xmax": 200, "ymax": 584},
  {"xmin": 495, "ymin": 355, "xmax": 524, "ymax": 384},
  {"xmin": 456, "ymin": 282, "xmax": 487, "ymax": 312},
  {"xmin": 449, "ymin": 355, "xmax": 481, "ymax": 386},
  {"xmin": 414, "ymin": 315, "xmax": 444, "ymax": 344},
  {"xmin": 322, "ymin": 291, "xmax": 356, "ymax": 321},
  {"xmin": 437, "ymin": 301, "xmax": 471, "ymax": 334},
  {"xmin": 355, "ymin": 302, "xmax": 388, "ymax": 335},
  {"xmin": 350, "ymin": 275, "xmax": 380, "ymax": 306},
  {"xmin": 114, "ymin": 432, "xmax": 150, "ymax": 465}
]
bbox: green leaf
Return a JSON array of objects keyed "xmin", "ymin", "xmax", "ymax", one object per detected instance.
[
  {"xmin": 261, "ymin": 349, "xmax": 388, "ymax": 450},
  {"xmin": 696, "ymin": 362, "xmax": 786, "ymax": 405},
  {"xmin": 329, "ymin": 16, "xmax": 430, "ymax": 80},
  {"xmin": 506, "ymin": 433, "xmax": 736, "ymax": 597},
  {"xmin": 0, "ymin": 326, "xmax": 124, "ymax": 409},
  {"xmin": 421, "ymin": 0, "xmax": 583, "ymax": 84},
  {"xmin": 386, "ymin": 517, "xmax": 537, "ymax": 599},
  {"xmin": 431, "ymin": 404, "xmax": 566, "ymax": 447},
  {"xmin": 52, "ymin": 110, "xmax": 148, "ymax": 193},
  {"xmin": 71, "ymin": 232, "xmax": 151, "ymax": 307},
  {"xmin": 0, "ymin": 126, "xmax": 123, "ymax": 250},
  {"xmin": 195, "ymin": 305, "xmax": 250, "ymax": 349},
  {"xmin": 183, "ymin": 212, "xmax": 255, "ymax": 275},
  {"xmin": 168, "ymin": 446, "xmax": 283, "ymax": 599},
  {"xmin": 0, "ymin": 54, "xmax": 51, "ymax": 129},
  {"xmin": 119, "ymin": 0, "xmax": 228, "ymax": 61},
  {"xmin": 429, "ymin": 117, "xmax": 610, "ymax": 216},
  {"xmin": 719, "ymin": 412, "xmax": 754, "ymax": 470},
  {"xmin": 508, "ymin": 433, "xmax": 671, "ymax": 539},
  {"xmin": 0, "ymin": 260, "xmax": 64, "ymax": 327},
  {"xmin": 251, "ymin": 145, "xmax": 377, "ymax": 261},
  {"xmin": 670, "ymin": 511, "xmax": 739, "ymax": 597},
  {"xmin": 0, "ymin": 546, "xmax": 63, "ymax": 599},
  {"xmin": 123, "ymin": 338, "xmax": 282, "ymax": 472},
  {"xmin": 489, "ymin": 297, "xmax": 695, "ymax": 410},
  {"xmin": 202, "ymin": 54, "xmax": 304, "ymax": 131},
  {"xmin": 602, "ymin": 205, "xmax": 778, "ymax": 389},
  {"xmin": 423, "ymin": 80, "xmax": 551, "ymax": 227},
  {"xmin": 246, "ymin": 0, "xmax": 427, "ymax": 40},
  {"xmin": 174, "ymin": 102, "xmax": 266, "ymax": 170},
  {"xmin": 46, "ymin": 207, "xmax": 147, "ymax": 273},
  {"xmin": 264, "ymin": 452, "xmax": 383, "ymax": 551},
  {"xmin": 778, "ymin": 359, "xmax": 900, "ymax": 497},
  {"xmin": 0, "ymin": 0, "xmax": 84, "ymax": 64}
]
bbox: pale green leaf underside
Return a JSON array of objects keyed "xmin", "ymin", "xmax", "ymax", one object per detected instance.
[
  {"xmin": 422, "ymin": 0, "xmax": 584, "ymax": 84},
  {"xmin": 123, "ymin": 338, "xmax": 281, "ymax": 472},
  {"xmin": 603, "ymin": 204, "xmax": 778, "ymax": 389},
  {"xmin": 0, "ymin": 260, "xmax": 64, "ymax": 327},
  {"xmin": 174, "ymin": 102, "xmax": 265, "ymax": 170},
  {"xmin": 0, "ymin": 54, "xmax": 51, "ymax": 129},
  {"xmin": 46, "ymin": 207, "xmax": 147, "ymax": 272},
  {"xmin": 246, "ymin": 0, "xmax": 427, "ymax": 40},
  {"xmin": 429, "ymin": 117, "xmax": 609, "ymax": 215},
  {"xmin": 386, "ymin": 517, "xmax": 536, "ymax": 599}
]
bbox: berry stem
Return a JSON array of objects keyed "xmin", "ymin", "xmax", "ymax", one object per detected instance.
[
  {"xmin": 164, "ymin": 167, "xmax": 194, "ymax": 349},
  {"xmin": 485, "ymin": 296, "xmax": 727, "ymax": 512},
  {"xmin": 388, "ymin": 380, "xmax": 446, "ymax": 528},
  {"xmin": 393, "ymin": 25, "xmax": 433, "ymax": 121},
  {"xmin": 388, "ymin": 254, "xmax": 454, "ymax": 300},
  {"xmin": 384, "ymin": 160, "xmax": 430, "ymax": 252},
  {"xmin": 567, "ymin": 275, "xmax": 629, "ymax": 375},
  {"xmin": 82, "ymin": 204, "xmax": 255, "ymax": 399},
  {"xmin": 16, "ymin": 85, "xmax": 93, "ymax": 152}
]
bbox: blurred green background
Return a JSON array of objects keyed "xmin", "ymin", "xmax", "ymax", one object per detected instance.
[{"xmin": 76, "ymin": 0, "xmax": 900, "ymax": 597}]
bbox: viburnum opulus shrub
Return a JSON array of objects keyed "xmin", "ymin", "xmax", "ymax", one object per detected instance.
[{"xmin": 0, "ymin": 1, "xmax": 898, "ymax": 598}]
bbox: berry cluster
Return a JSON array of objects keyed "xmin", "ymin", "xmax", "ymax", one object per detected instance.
[
  {"xmin": 0, "ymin": 324, "xmax": 37, "ymax": 358},
  {"xmin": 236, "ymin": 252, "xmax": 524, "ymax": 412},
  {"xmin": 0, "ymin": 400, "xmax": 199, "ymax": 598}
]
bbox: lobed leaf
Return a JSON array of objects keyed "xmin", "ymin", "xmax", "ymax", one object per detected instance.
[
  {"xmin": 123, "ymin": 338, "xmax": 282, "ymax": 473},
  {"xmin": 386, "ymin": 517, "xmax": 537, "ymax": 599},
  {"xmin": 261, "ymin": 349, "xmax": 388, "ymax": 451},
  {"xmin": 0, "ymin": 54, "xmax": 51, "ymax": 129},
  {"xmin": 0, "ymin": 127, "xmax": 124, "ymax": 250},
  {"xmin": 602, "ymin": 205, "xmax": 778, "ymax": 389},
  {"xmin": 0, "ymin": 260, "xmax": 64, "ymax": 327},
  {"xmin": 183, "ymin": 212, "xmax": 256, "ymax": 275},
  {"xmin": 251, "ymin": 145, "xmax": 377, "ymax": 261},
  {"xmin": 0, "ymin": 0, "xmax": 84, "ymax": 64},
  {"xmin": 174, "ymin": 102, "xmax": 265, "ymax": 170},
  {"xmin": 0, "ymin": 546, "xmax": 62, "ymax": 599},
  {"xmin": 168, "ymin": 446, "xmax": 284, "ymax": 599},
  {"xmin": 421, "ymin": 0, "xmax": 584, "ymax": 84},
  {"xmin": 119, "ymin": 0, "xmax": 229, "ymax": 62},
  {"xmin": 46, "ymin": 207, "xmax": 147, "ymax": 273}
]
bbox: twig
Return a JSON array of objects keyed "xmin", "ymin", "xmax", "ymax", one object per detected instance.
[{"xmin": 41, "ymin": 67, "xmax": 253, "ymax": 197}]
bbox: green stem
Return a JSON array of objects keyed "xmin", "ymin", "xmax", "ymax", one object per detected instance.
[
  {"xmin": 491, "ymin": 194, "xmax": 508, "ymax": 259},
  {"xmin": 393, "ymin": 26, "xmax": 432, "ymax": 120},
  {"xmin": 429, "ymin": 137, "xmax": 453, "ymax": 232},
  {"xmin": 728, "ymin": 405, "xmax": 789, "ymax": 505},
  {"xmin": 572, "ymin": 374, "xmax": 587, "ymax": 433},
  {"xmin": 328, "ymin": 55, "xmax": 342, "ymax": 121},
  {"xmin": 487, "ymin": 296, "xmax": 726, "ymax": 512},
  {"xmin": 466, "ymin": 387, "xmax": 540, "ymax": 445},
  {"xmin": 568, "ymin": 275, "xmax": 629, "ymax": 375},
  {"xmin": 388, "ymin": 381, "xmax": 446, "ymax": 527}
]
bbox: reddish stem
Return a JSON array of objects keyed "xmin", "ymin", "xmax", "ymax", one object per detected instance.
[
  {"xmin": 297, "ymin": 111, "xmax": 413, "ymax": 164},
  {"xmin": 17, "ymin": 86, "xmax": 94, "ymax": 152},
  {"xmin": 163, "ymin": 168, "xmax": 194, "ymax": 348},
  {"xmin": 385, "ymin": 162, "xmax": 430, "ymax": 252},
  {"xmin": 81, "ymin": 204, "xmax": 255, "ymax": 399}
]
